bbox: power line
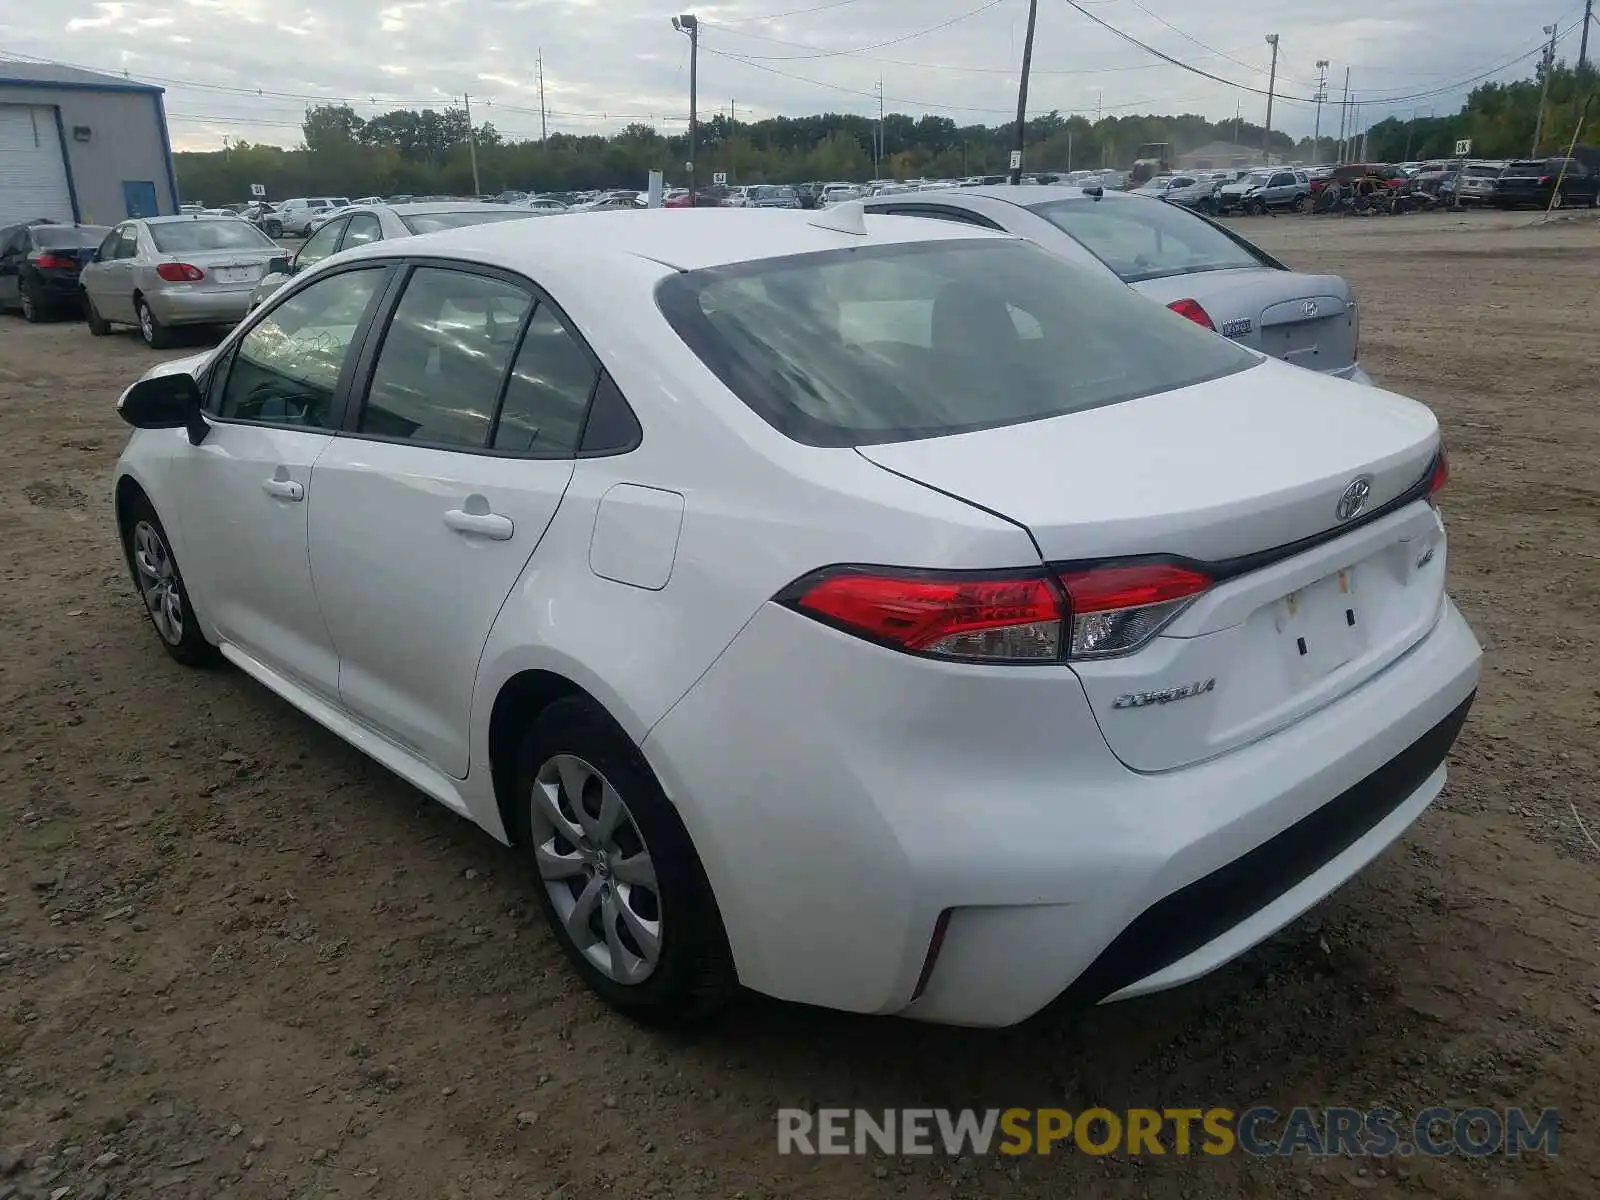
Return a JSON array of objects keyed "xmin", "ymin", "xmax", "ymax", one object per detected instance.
[
  {"xmin": 701, "ymin": 42, "xmax": 1209, "ymax": 117},
  {"xmin": 711, "ymin": 0, "xmax": 868, "ymax": 23},
  {"xmin": 698, "ymin": 0, "xmax": 1006, "ymax": 61}
]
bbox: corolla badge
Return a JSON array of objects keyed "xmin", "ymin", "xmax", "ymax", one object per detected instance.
[
  {"xmin": 1336, "ymin": 475, "xmax": 1373, "ymax": 522},
  {"xmin": 1112, "ymin": 678, "xmax": 1216, "ymax": 710}
]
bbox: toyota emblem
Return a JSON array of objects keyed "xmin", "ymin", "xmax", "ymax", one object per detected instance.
[{"xmin": 1336, "ymin": 476, "xmax": 1373, "ymax": 522}]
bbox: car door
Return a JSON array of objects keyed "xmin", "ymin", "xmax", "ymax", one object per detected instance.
[
  {"xmin": 90, "ymin": 224, "xmax": 142, "ymax": 322},
  {"xmin": 170, "ymin": 264, "xmax": 391, "ymax": 697},
  {"xmin": 307, "ymin": 262, "xmax": 597, "ymax": 776},
  {"xmin": 0, "ymin": 226, "xmax": 23, "ymax": 308},
  {"xmin": 1266, "ymin": 172, "xmax": 1295, "ymax": 206},
  {"xmin": 293, "ymin": 216, "xmax": 348, "ymax": 273}
]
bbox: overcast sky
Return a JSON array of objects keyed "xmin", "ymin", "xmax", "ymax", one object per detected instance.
[{"xmin": 3, "ymin": 0, "xmax": 1584, "ymax": 150}]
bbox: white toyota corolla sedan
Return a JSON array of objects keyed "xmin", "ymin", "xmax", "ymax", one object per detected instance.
[{"xmin": 110, "ymin": 205, "xmax": 1481, "ymax": 1027}]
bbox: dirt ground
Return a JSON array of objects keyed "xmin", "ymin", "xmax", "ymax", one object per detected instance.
[{"xmin": 1, "ymin": 209, "xmax": 1598, "ymax": 1200}]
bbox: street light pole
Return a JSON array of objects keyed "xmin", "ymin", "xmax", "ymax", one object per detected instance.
[
  {"xmin": 1010, "ymin": 0, "xmax": 1039, "ymax": 185},
  {"xmin": 1313, "ymin": 60, "xmax": 1329, "ymax": 161},
  {"xmin": 1262, "ymin": 34, "xmax": 1280, "ymax": 165},
  {"xmin": 463, "ymin": 92, "xmax": 482, "ymax": 197},
  {"xmin": 673, "ymin": 14, "xmax": 699, "ymax": 205}
]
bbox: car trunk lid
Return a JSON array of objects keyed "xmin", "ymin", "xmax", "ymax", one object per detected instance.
[
  {"xmin": 1132, "ymin": 269, "xmax": 1359, "ymax": 376},
  {"xmin": 857, "ymin": 361, "xmax": 1446, "ymax": 771},
  {"xmin": 156, "ymin": 248, "xmax": 280, "ymax": 292}
]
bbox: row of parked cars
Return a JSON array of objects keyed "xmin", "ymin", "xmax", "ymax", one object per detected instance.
[{"xmin": 1134, "ymin": 155, "xmax": 1600, "ymax": 215}]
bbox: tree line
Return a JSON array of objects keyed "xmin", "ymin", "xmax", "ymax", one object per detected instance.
[{"xmin": 173, "ymin": 62, "xmax": 1595, "ymax": 203}]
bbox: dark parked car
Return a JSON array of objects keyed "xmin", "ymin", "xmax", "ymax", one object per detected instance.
[
  {"xmin": 0, "ymin": 220, "xmax": 111, "ymax": 321},
  {"xmin": 1492, "ymin": 158, "xmax": 1599, "ymax": 209}
]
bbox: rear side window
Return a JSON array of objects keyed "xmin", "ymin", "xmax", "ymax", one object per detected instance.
[
  {"xmin": 657, "ymin": 239, "xmax": 1255, "ymax": 448},
  {"xmin": 492, "ymin": 304, "xmax": 600, "ymax": 455},
  {"xmin": 359, "ymin": 267, "xmax": 532, "ymax": 447}
]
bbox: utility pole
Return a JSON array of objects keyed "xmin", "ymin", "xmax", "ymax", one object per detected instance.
[
  {"xmin": 463, "ymin": 93, "xmax": 483, "ymax": 197},
  {"xmin": 672, "ymin": 15, "xmax": 700, "ymax": 203},
  {"xmin": 1337, "ymin": 68, "xmax": 1351, "ymax": 162},
  {"xmin": 1580, "ymin": 0, "xmax": 1593, "ymax": 74},
  {"xmin": 1010, "ymin": 0, "xmax": 1039, "ymax": 185},
  {"xmin": 537, "ymin": 49, "xmax": 547, "ymax": 143},
  {"xmin": 1533, "ymin": 23, "xmax": 1559, "ymax": 155},
  {"xmin": 877, "ymin": 78, "xmax": 885, "ymax": 179},
  {"xmin": 1262, "ymin": 34, "xmax": 1280, "ymax": 165},
  {"xmin": 1313, "ymin": 60, "xmax": 1329, "ymax": 161},
  {"xmin": 1233, "ymin": 98, "xmax": 1241, "ymax": 145}
]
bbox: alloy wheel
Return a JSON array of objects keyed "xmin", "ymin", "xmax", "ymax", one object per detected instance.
[
  {"xmin": 20, "ymin": 290, "xmax": 36, "ymax": 320},
  {"xmin": 530, "ymin": 753, "xmax": 662, "ymax": 985},
  {"xmin": 138, "ymin": 303, "xmax": 155, "ymax": 344},
  {"xmin": 131, "ymin": 520, "xmax": 183, "ymax": 645}
]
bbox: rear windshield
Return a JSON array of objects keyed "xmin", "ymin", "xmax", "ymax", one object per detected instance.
[
  {"xmin": 33, "ymin": 225, "xmax": 109, "ymax": 248},
  {"xmin": 149, "ymin": 219, "xmax": 276, "ymax": 253},
  {"xmin": 1027, "ymin": 197, "xmax": 1269, "ymax": 283},
  {"xmin": 656, "ymin": 239, "xmax": 1256, "ymax": 447},
  {"xmin": 398, "ymin": 210, "xmax": 535, "ymax": 234},
  {"xmin": 1503, "ymin": 161, "xmax": 1549, "ymax": 175}
]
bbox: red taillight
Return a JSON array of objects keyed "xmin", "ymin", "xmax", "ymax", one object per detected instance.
[
  {"xmin": 34, "ymin": 253, "xmax": 77, "ymax": 270},
  {"xmin": 786, "ymin": 568, "xmax": 1063, "ymax": 661},
  {"xmin": 1428, "ymin": 446, "xmax": 1449, "ymax": 497},
  {"xmin": 155, "ymin": 263, "xmax": 205, "ymax": 282},
  {"xmin": 1056, "ymin": 563, "xmax": 1211, "ymax": 658},
  {"xmin": 1167, "ymin": 298, "xmax": 1215, "ymax": 330},
  {"xmin": 782, "ymin": 560, "xmax": 1212, "ymax": 662},
  {"xmin": 1540, "ymin": 175, "xmax": 1554, "ymax": 185}
]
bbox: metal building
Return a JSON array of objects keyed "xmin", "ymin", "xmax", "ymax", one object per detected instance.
[{"xmin": 0, "ymin": 60, "xmax": 179, "ymax": 228}]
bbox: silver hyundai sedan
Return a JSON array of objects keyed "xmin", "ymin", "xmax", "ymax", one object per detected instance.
[
  {"xmin": 863, "ymin": 186, "xmax": 1370, "ymax": 383},
  {"xmin": 80, "ymin": 215, "xmax": 283, "ymax": 348}
]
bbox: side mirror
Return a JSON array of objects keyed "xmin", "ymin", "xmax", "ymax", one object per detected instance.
[
  {"xmin": 267, "ymin": 254, "xmax": 291, "ymax": 276},
  {"xmin": 117, "ymin": 373, "xmax": 208, "ymax": 445}
]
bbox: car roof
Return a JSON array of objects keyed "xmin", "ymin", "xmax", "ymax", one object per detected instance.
[
  {"xmin": 141, "ymin": 214, "xmax": 256, "ymax": 225},
  {"xmin": 335, "ymin": 206, "xmax": 1013, "ymax": 274},
  {"xmin": 345, "ymin": 201, "xmax": 525, "ymax": 216},
  {"xmin": 870, "ymin": 184, "xmax": 1130, "ymax": 208}
]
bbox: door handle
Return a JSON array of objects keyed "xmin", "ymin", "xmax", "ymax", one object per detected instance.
[
  {"xmin": 444, "ymin": 508, "xmax": 514, "ymax": 541},
  {"xmin": 262, "ymin": 477, "xmax": 304, "ymax": 501}
]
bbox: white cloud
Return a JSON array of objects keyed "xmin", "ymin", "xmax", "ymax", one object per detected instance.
[{"xmin": 5, "ymin": 0, "xmax": 1562, "ymax": 151}]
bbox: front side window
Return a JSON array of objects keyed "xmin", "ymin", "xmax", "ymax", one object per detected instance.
[
  {"xmin": 492, "ymin": 304, "xmax": 599, "ymax": 455},
  {"xmin": 217, "ymin": 268, "xmax": 384, "ymax": 428},
  {"xmin": 1028, "ymin": 196, "xmax": 1268, "ymax": 283},
  {"xmin": 149, "ymin": 219, "xmax": 276, "ymax": 254},
  {"xmin": 657, "ymin": 239, "xmax": 1256, "ymax": 447},
  {"xmin": 358, "ymin": 267, "xmax": 532, "ymax": 447},
  {"xmin": 342, "ymin": 213, "xmax": 382, "ymax": 248},
  {"xmin": 295, "ymin": 219, "xmax": 346, "ymax": 270}
]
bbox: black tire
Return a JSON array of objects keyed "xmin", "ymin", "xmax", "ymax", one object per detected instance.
[
  {"xmin": 512, "ymin": 697, "xmax": 737, "ymax": 1026},
  {"xmin": 264, "ymin": 219, "xmax": 284, "ymax": 239},
  {"xmin": 118, "ymin": 492, "xmax": 219, "ymax": 667},
  {"xmin": 85, "ymin": 293, "xmax": 111, "ymax": 336},
  {"xmin": 20, "ymin": 283, "xmax": 44, "ymax": 323},
  {"xmin": 1292, "ymin": 194, "xmax": 1308, "ymax": 213},
  {"xmin": 136, "ymin": 298, "xmax": 175, "ymax": 349}
]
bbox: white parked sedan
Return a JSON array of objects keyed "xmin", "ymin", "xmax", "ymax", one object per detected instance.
[
  {"xmin": 111, "ymin": 206, "xmax": 1480, "ymax": 1027},
  {"xmin": 247, "ymin": 201, "xmax": 540, "ymax": 311}
]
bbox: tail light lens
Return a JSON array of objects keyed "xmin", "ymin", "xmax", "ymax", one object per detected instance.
[
  {"xmin": 1167, "ymin": 298, "xmax": 1215, "ymax": 330},
  {"xmin": 780, "ymin": 562, "xmax": 1211, "ymax": 663},
  {"xmin": 1427, "ymin": 445, "xmax": 1449, "ymax": 499},
  {"xmin": 784, "ymin": 568, "xmax": 1063, "ymax": 662},
  {"xmin": 1540, "ymin": 175, "xmax": 1554, "ymax": 185},
  {"xmin": 1056, "ymin": 563, "xmax": 1212, "ymax": 657},
  {"xmin": 155, "ymin": 263, "xmax": 205, "ymax": 282},
  {"xmin": 33, "ymin": 253, "xmax": 78, "ymax": 270}
]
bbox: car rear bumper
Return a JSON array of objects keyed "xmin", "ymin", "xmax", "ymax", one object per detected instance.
[
  {"xmin": 28, "ymin": 275, "xmax": 85, "ymax": 305},
  {"xmin": 644, "ymin": 593, "xmax": 1480, "ymax": 1026},
  {"xmin": 145, "ymin": 287, "xmax": 254, "ymax": 327}
]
